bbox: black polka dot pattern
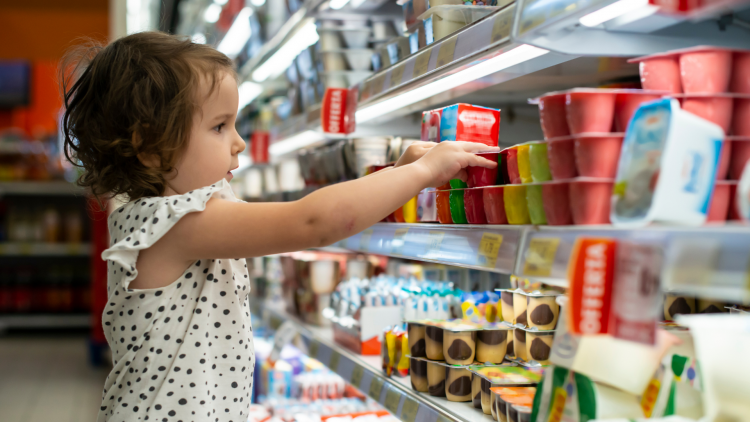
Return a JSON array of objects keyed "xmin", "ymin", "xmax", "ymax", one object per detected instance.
[{"xmin": 99, "ymin": 181, "xmax": 255, "ymax": 421}]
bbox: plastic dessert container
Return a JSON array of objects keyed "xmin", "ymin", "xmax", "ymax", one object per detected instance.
[
  {"xmin": 717, "ymin": 140, "xmax": 731, "ymax": 180},
  {"xmin": 679, "ymin": 47, "xmax": 732, "ymax": 94},
  {"xmin": 525, "ymin": 185, "xmax": 547, "ymax": 225},
  {"xmin": 516, "ymin": 144, "xmax": 533, "ymax": 184},
  {"xmin": 483, "ymin": 186, "xmax": 508, "ymax": 224},
  {"xmin": 503, "ymin": 185, "xmax": 531, "ymax": 225},
  {"xmin": 436, "ymin": 189, "xmax": 454, "ymax": 224},
  {"xmin": 634, "ymin": 55, "xmax": 682, "ymax": 93},
  {"xmin": 574, "ymin": 134, "xmax": 625, "ymax": 178},
  {"xmin": 505, "ymin": 147, "xmax": 522, "ymax": 184},
  {"xmin": 449, "ymin": 189, "xmax": 469, "ymax": 224},
  {"xmin": 528, "ymin": 142, "xmax": 552, "ymax": 182},
  {"xmin": 732, "ymin": 51, "xmax": 750, "ymax": 93},
  {"xmin": 536, "ymin": 92, "xmax": 570, "ymax": 139},
  {"xmin": 676, "ymin": 94, "xmax": 734, "ymax": 134},
  {"xmin": 547, "ymin": 137, "xmax": 577, "ymax": 180},
  {"xmin": 729, "ymin": 137, "xmax": 750, "ymax": 180},
  {"xmin": 614, "ymin": 91, "xmax": 663, "ymax": 132},
  {"xmin": 707, "ymin": 181, "xmax": 732, "ymax": 222},
  {"xmin": 468, "ymin": 152, "xmax": 499, "ymax": 187},
  {"xmin": 734, "ymin": 98, "xmax": 750, "ymax": 137},
  {"xmin": 566, "ymin": 89, "xmax": 617, "ymax": 134},
  {"xmin": 569, "ymin": 178, "xmax": 613, "ymax": 225},
  {"xmin": 464, "ymin": 188, "xmax": 488, "ymax": 224},
  {"xmin": 542, "ymin": 181, "xmax": 573, "ymax": 225}
]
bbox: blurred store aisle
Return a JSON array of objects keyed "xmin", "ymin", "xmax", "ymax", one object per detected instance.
[{"xmin": 0, "ymin": 333, "xmax": 109, "ymax": 422}]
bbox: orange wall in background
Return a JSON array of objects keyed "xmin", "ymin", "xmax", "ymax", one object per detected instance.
[{"xmin": 0, "ymin": 1, "xmax": 109, "ymax": 136}]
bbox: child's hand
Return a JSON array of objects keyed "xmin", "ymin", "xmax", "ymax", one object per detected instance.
[
  {"xmin": 395, "ymin": 141, "xmax": 437, "ymax": 167},
  {"xmin": 413, "ymin": 142, "xmax": 499, "ymax": 188}
]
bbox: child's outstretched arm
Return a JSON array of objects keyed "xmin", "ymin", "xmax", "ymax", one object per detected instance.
[{"xmin": 138, "ymin": 141, "xmax": 496, "ymax": 288}]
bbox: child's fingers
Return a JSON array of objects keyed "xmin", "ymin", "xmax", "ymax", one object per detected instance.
[
  {"xmin": 465, "ymin": 154, "xmax": 498, "ymax": 169},
  {"xmin": 455, "ymin": 142, "xmax": 501, "ymax": 153}
]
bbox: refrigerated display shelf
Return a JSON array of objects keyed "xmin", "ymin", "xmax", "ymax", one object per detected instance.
[
  {"xmin": 258, "ymin": 303, "xmax": 494, "ymax": 422},
  {"xmin": 0, "ymin": 314, "xmax": 90, "ymax": 331},
  {"xmin": 0, "ymin": 242, "xmax": 91, "ymax": 257},
  {"xmin": 329, "ymin": 223, "xmax": 750, "ymax": 301},
  {"xmin": 0, "ymin": 181, "xmax": 84, "ymax": 196}
]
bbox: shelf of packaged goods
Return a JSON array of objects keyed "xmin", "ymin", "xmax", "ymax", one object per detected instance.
[
  {"xmin": 333, "ymin": 223, "xmax": 525, "ymax": 274},
  {"xmin": 0, "ymin": 181, "xmax": 84, "ymax": 196},
  {"xmin": 513, "ymin": 0, "xmax": 750, "ymax": 56},
  {"xmin": 0, "ymin": 242, "xmax": 91, "ymax": 257},
  {"xmin": 0, "ymin": 314, "xmax": 91, "ymax": 331},
  {"xmin": 259, "ymin": 304, "xmax": 494, "ymax": 422}
]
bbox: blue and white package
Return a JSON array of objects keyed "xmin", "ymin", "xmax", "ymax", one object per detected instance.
[{"xmin": 611, "ymin": 98, "xmax": 725, "ymax": 227}]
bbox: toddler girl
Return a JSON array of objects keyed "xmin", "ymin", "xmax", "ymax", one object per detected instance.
[{"xmin": 61, "ymin": 31, "xmax": 496, "ymax": 422}]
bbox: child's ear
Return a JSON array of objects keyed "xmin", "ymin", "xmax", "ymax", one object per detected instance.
[{"xmin": 132, "ymin": 131, "xmax": 161, "ymax": 168}]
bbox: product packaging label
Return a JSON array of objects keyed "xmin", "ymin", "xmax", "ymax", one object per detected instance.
[
  {"xmin": 321, "ymin": 86, "xmax": 357, "ymax": 135},
  {"xmin": 567, "ymin": 238, "xmax": 616, "ymax": 336},
  {"xmin": 439, "ymin": 103, "xmax": 500, "ymax": 146}
]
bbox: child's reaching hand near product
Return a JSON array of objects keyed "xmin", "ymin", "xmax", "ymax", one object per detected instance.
[{"xmin": 62, "ymin": 32, "xmax": 497, "ymax": 422}]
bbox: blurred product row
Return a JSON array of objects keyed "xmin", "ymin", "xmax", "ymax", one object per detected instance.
[{"xmin": 0, "ymin": 264, "xmax": 91, "ymax": 314}]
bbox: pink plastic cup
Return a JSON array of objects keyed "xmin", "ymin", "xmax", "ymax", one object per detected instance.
[
  {"xmin": 467, "ymin": 153, "xmax": 499, "ymax": 188},
  {"xmin": 541, "ymin": 182, "xmax": 572, "ymax": 225},
  {"xmin": 506, "ymin": 147, "xmax": 522, "ymax": 184},
  {"xmin": 731, "ymin": 52, "xmax": 750, "ymax": 94},
  {"xmin": 483, "ymin": 186, "xmax": 508, "ymax": 224},
  {"xmin": 717, "ymin": 140, "xmax": 731, "ymax": 180},
  {"xmin": 547, "ymin": 138, "xmax": 578, "ymax": 180},
  {"xmin": 639, "ymin": 56, "xmax": 682, "ymax": 93},
  {"xmin": 614, "ymin": 92, "xmax": 662, "ymax": 132},
  {"xmin": 728, "ymin": 182, "xmax": 741, "ymax": 220},
  {"xmin": 566, "ymin": 91, "xmax": 617, "ymax": 134},
  {"xmin": 574, "ymin": 134, "xmax": 625, "ymax": 179},
  {"xmin": 729, "ymin": 138, "xmax": 750, "ymax": 180},
  {"xmin": 538, "ymin": 93, "xmax": 570, "ymax": 139},
  {"xmin": 568, "ymin": 179, "xmax": 613, "ymax": 225},
  {"xmin": 707, "ymin": 181, "xmax": 731, "ymax": 223},
  {"xmin": 464, "ymin": 188, "xmax": 488, "ymax": 224},
  {"xmin": 679, "ymin": 96, "xmax": 734, "ymax": 134},
  {"xmin": 733, "ymin": 98, "xmax": 750, "ymax": 137},
  {"xmin": 679, "ymin": 49, "xmax": 732, "ymax": 94}
]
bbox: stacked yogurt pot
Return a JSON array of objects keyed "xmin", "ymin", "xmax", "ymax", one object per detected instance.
[
  {"xmin": 630, "ymin": 46, "xmax": 750, "ymax": 222},
  {"xmin": 316, "ymin": 19, "xmax": 375, "ymax": 88}
]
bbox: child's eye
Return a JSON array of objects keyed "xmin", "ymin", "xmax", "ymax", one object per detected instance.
[{"xmin": 214, "ymin": 123, "xmax": 225, "ymax": 133}]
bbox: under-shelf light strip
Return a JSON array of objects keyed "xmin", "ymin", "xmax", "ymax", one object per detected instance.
[
  {"xmin": 252, "ymin": 20, "xmax": 320, "ymax": 82},
  {"xmin": 217, "ymin": 7, "xmax": 254, "ymax": 59},
  {"xmin": 355, "ymin": 44, "xmax": 549, "ymax": 123},
  {"xmin": 579, "ymin": 0, "xmax": 650, "ymax": 27}
]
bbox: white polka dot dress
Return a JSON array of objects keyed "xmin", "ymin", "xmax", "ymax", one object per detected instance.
[{"xmin": 98, "ymin": 180, "xmax": 255, "ymax": 422}]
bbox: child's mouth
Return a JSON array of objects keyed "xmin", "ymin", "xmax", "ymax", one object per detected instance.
[{"xmin": 226, "ymin": 171, "xmax": 233, "ymax": 181}]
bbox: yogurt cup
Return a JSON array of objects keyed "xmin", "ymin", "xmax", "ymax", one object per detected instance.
[
  {"xmin": 569, "ymin": 178, "xmax": 614, "ymax": 225},
  {"xmin": 731, "ymin": 51, "xmax": 750, "ymax": 93},
  {"xmin": 547, "ymin": 137, "xmax": 577, "ymax": 180},
  {"xmin": 468, "ymin": 152, "xmax": 500, "ymax": 187},
  {"xmin": 443, "ymin": 328, "xmax": 478, "ymax": 365},
  {"xmin": 464, "ymin": 188, "xmax": 488, "ymax": 224},
  {"xmin": 408, "ymin": 322, "xmax": 427, "ymax": 357},
  {"xmin": 525, "ymin": 184, "xmax": 547, "ymax": 225},
  {"xmin": 573, "ymin": 133, "xmax": 625, "ymax": 178},
  {"xmin": 733, "ymin": 98, "xmax": 750, "ymax": 137},
  {"xmin": 614, "ymin": 91, "xmax": 664, "ymax": 132},
  {"xmin": 449, "ymin": 189, "xmax": 468, "ymax": 224},
  {"xmin": 436, "ymin": 189, "xmax": 454, "ymax": 224},
  {"xmin": 505, "ymin": 147, "xmax": 522, "ymax": 184},
  {"xmin": 536, "ymin": 92, "xmax": 570, "ymax": 139},
  {"xmin": 729, "ymin": 137, "xmax": 750, "ymax": 180},
  {"xmin": 483, "ymin": 186, "xmax": 508, "ymax": 224},
  {"xmin": 425, "ymin": 325, "xmax": 445, "ymax": 360},
  {"xmin": 503, "ymin": 185, "xmax": 530, "ymax": 225},
  {"xmin": 476, "ymin": 328, "xmax": 511, "ymax": 364},
  {"xmin": 633, "ymin": 55, "xmax": 682, "ymax": 93},
  {"xmin": 444, "ymin": 364, "xmax": 473, "ymax": 402},
  {"xmin": 472, "ymin": 372, "xmax": 483, "ymax": 409},
  {"xmin": 541, "ymin": 181, "xmax": 573, "ymax": 225},
  {"xmin": 516, "ymin": 144, "xmax": 533, "ymax": 184},
  {"xmin": 707, "ymin": 180, "xmax": 734, "ymax": 223},
  {"xmin": 410, "ymin": 356, "xmax": 429, "ymax": 392},
  {"xmin": 566, "ymin": 89, "xmax": 617, "ymax": 134},
  {"xmin": 528, "ymin": 142, "xmax": 552, "ymax": 182},
  {"xmin": 675, "ymin": 94, "xmax": 735, "ymax": 134},
  {"xmin": 679, "ymin": 47, "xmax": 733, "ymax": 94},
  {"xmin": 426, "ymin": 359, "xmax": 447, "ymax": 396}
]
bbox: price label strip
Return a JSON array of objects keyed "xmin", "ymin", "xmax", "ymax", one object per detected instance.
[
  {"xmin": 400, "ymin": 396, "xmax": 420, "ymax": 422},
  {"xmin": 369, "ymin": 376, "xmax": 384, "ymax": 401},
  {"xmin": 523, "ymin": 237, "xmax": 561, "ymax": 277},
  {"xmin": 491, "ymin": 5, "xmax": 515, "ymax": 43},
  {"xmin": 351, "ymin": 365, "xmax": 364, "ymax": 387},
  {"xmin": 391, "ymin": 228, "xmax": 409, "ymax": 256},
  {"xmin": 436, "ymin": 38, "xmax": 457, "ymax": 68},
  {"xmin": 412, "ymin": 50, "xmax": 432, "ymax": 78},
  {"xmin": 390, "ymin": 64, "xmax": 406, "ymax": 89},
  {"xmin": 20, "ymin": 243, "xmax": 32, "ymax": 255},
  {"xmin": 308, "ymin": 340, "xmax": 320, "ymax": 359},
  {"xmin": 360, "ymin": 229, "xmax": 373, "ymax": 251},
  {"xmin": 66, "ymin": 243, "xmax": 81, "ymax": 255},
  {"xmin": 384, "ymin": 387, "xmax": 401, "ymax": 414},
  {"xmin": 329, "ymin": 350, "xmax": 341, "ymax": 371},
  {"xmin": 370, "ymin": 74, "xmax": 386, "ymax": 97},
  {"xmin": 477, "ymin": 233, "xmax": 504, "ymax": 268},
  {"xmin": 426, "ymin": 231, "xmax": 445, "ymax": 255}
]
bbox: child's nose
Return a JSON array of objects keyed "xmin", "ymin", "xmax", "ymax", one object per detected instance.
[{"xmin": 233, "ymin": 134, "xmax": 246, "ymax": 154}]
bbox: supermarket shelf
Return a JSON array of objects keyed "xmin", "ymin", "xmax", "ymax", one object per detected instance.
[
  {"xmin": 258, "ymin": 303, "xmax": 494, "ymax": 422},
  {"xmin": 0, "ymin": 242, "xmax": 91, "ymax": 257},
  {"xmin": 333, "ymin": 223, "xmax": 525, "ymax": 274},
  {"xmin": 514, "ymin": 0, "xmax": 750, "ymax": 56},
  {"xmin": 0, "ymin": 181, "xmax": 83, "ymax": 196},
  {"xmin": 0, "ymin": 314, "xmax": 91, "ymax": 331}
]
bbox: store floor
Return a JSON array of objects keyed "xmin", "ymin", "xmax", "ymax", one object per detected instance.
[{"xmin": 0, "ymin": 332, "xmax": 110, "ymax": 422}]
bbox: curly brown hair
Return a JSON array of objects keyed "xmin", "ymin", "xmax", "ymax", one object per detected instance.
[{"xmin": 61, "ymin": 31, "xmax": 235, "ymax": 202}]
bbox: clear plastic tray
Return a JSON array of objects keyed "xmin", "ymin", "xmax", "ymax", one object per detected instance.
[{"xmin": 418, "ymin": 5, "xmax": 499, "ymax": 41}]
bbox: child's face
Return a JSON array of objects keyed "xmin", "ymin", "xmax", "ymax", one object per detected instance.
[{"xmin": 166, "ymin": 72, "xmax": 245, "ymax": 195}]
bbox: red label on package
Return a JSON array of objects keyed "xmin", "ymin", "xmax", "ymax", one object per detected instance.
[
  {"xmin": 250, "ymin": 131, "xmax": 269, "ymax": 164},
  {"xmin": 322, "ymin": 87, "xmax": 357, "ymax": 135},
  {"xmin": 457, "ymin": 106, "xmax": 499, "ymax": 146},
  {"xmin": 421, "ymin": 109, "xmax": 442, "ymax": 143},
  {"xmin": 610, "ymin": 242, "xmax": 662, "ymax": 345},
  {"xmin": 568, "ymin": 238, "xmax": 616, "ymax": 336}
]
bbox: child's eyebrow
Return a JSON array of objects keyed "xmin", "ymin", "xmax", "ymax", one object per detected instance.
[{"xmin": 210, "ymin": 113, "xmax": 233, "ymax": 122}]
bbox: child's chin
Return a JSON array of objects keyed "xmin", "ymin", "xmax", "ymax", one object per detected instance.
[{"xmin": 225, "ymin": 172, "xmax": 233, "ymax": 181}]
